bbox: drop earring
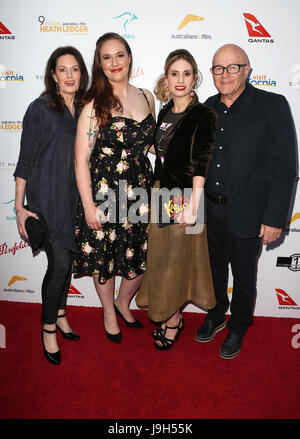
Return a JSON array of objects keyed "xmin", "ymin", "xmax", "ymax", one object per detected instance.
[
  {"xmin": 55, "ymin": 82, "xmax": 61, "ymax": 96},
  {"xmin": 165, "ymin": 85, "xmax": 170, "ymax": 98},
  {"xmin": 190, "ymin": 86, "xmax": 195, "ymax": 97}
]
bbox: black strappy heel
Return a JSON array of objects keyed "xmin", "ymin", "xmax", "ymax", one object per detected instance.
[
  {"xmin": 41, "ymin": 327, "xmax": 61, "ymax": 365},
  {"xmin": 56, "ymin": 313, "xmax": 80, "ymax": 341},
  {"xmin": 154, "ymin": 317, "xmax": 184, "ymax": 351}
]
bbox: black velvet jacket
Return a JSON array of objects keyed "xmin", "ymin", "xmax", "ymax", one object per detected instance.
[{"xmin": 154, "ymin": 98, "xmax": 217, "ymax": 189}]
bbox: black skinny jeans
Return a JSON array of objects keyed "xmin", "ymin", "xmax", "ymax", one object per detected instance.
[{"xmin": 41, "ymin": 240, "xmax": 73, "ymax": 325}]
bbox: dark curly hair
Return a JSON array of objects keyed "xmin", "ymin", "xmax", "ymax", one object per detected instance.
[{"xmin": 41, "ymin": 46, "xmax": 89, "ymax": 114}]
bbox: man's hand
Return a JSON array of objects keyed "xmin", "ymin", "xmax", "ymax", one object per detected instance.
[{"xmin": 259, "ymin": 224, "xmax": 282, "ymax": 245}]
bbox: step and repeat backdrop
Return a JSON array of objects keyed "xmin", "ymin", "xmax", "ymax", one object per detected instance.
[{"xmin": 0, "ymin": 0, "xmax": 299, "ymax": 317}]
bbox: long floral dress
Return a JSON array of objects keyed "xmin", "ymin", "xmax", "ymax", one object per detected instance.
[{"xmin": 74, "ymin": 114, "xmax": 155, "ymax": 283}]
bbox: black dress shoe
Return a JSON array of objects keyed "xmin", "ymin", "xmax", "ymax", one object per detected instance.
[
  {"xmin": 56, "ymin": 314, "xmax": 80, "ymax": 341},
  {"xmin": 195, "ymin": 318, "xmax": 226, "ymax": 343},
  {"xmin": 220, "ymin": 332, "xmax": 243, "ymax": 359},
  {"xmin": 102, "ymin": 312, "xmax": 122, "ymax": 344},
  {"xmin": 41, "ymin": 328, "xmax": 61, "ymax": 365},
  {"xmin": 114, "ymin": 304, "xmax": 143, "ymax": 329}
]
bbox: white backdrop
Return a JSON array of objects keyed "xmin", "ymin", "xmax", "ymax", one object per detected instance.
[{"xmin": 0, "ymin": 0, "xmax": 299, "ymax": 318}]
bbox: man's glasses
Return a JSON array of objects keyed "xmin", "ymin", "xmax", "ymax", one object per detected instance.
[{"xmin": 212, "ymin": 64, "xmax": 248, "ymax": 75}]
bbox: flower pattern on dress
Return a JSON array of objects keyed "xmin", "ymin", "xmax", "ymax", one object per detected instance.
[{"xmin": 74, "ymin": 114, "xmax": 155, "ymax": 283}]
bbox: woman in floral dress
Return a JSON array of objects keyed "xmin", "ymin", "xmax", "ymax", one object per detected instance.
[{"xmin": 73, "ymin": 33, "xmax": 155, "ymax": 343}]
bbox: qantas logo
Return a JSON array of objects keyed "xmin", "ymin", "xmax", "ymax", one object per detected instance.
[
  {"xmin": 0, "ymin": 22, "xmax": 15, "ymax": 39},
  {"xmin": 68, "ymin": 284, "xmax": 82, "ymax": 295},
  {"xmin": 275, "ymin": 288, "xmax": 299, "ymax": 308},
  {"xmin": 0, "ymin": 22, "xmax": 11, "ymax": 34},
  {"xmin": 243, "ymin": 13, "xmax": 273, "ymax": 43},
  {"xmin": 68, "ymin": 284, "xmax": 84, "ymax": 298},
  {"xmin": 243, "ymin": 13, "xmax": 271, "ymax": 37}
]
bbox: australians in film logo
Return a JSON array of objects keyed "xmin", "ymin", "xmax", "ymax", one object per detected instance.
[
  {"xmin": 3, "ymin": 275, "xmax": 35, "ymax": 295},
  {"xmin": 285, "ymin": 212, "xmax": 300, "ymax": 233},
  {"xmin": 112, "ymin": 12, "xmax": 138, "ymax": 39},
  {"xmin": 0, "ymin": 21, "xmax": 15, "ymax": 39},
  {"xmin": 171, "ymin": 14, "xmax": 212, "ymax": 40},
  {"xmin": 243, "ymin": 13, "xmax": 274, "ymax": 43},
  {"xmin": 38, "ymin": 16, "xmax": 88, "ymax": 35},
  {"xmin": 275, "ymin": 288, "xmax": 299, "ymax": 310}
]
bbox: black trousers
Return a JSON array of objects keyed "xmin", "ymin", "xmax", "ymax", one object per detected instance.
[
  {"xmin": 41, "ymin": 241, "xmax": 73, "ymax": 324},
  {"xmin": 206, "ymin": 198, "xmax": 262, "ymax": 336}
]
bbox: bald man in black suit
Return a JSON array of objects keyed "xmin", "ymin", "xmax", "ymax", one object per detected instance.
[{"xmin": 195, "ymin": 44, "xmax": 296, "ymax": 359}]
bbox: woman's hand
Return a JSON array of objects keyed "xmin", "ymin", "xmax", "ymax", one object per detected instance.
[
  {"xmin": 177, "ymin": 202, "xmax": 196, "ymax": 227},
  {"xmin": 16, "ymin": 207, "xmax": 39, "ymax": 239},
  {"xmin": 84, "ymin": 205, "xmax": 107, "ymax": 230}
]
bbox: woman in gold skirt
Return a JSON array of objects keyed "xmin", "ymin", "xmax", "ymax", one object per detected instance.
[{"xmin": 136, "ymin": 49, "xmax": 217, "ymax": 350}]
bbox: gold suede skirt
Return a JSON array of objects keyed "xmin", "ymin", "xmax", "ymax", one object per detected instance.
[{"xmin": 136, "ymin": 188, "xmax": 216, "ymax": 322}]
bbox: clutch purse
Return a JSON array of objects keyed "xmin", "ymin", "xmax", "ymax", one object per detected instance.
[
  {"xmin": 157, "ymin": 193, "xmax": 189, "ymax": 228},
  {"xmin": 24, "ymin": 207, "xmax": 49, "ymax": 251}
]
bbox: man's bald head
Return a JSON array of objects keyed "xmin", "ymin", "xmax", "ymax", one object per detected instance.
[
  {"xmin": 210, "ymin": 44, "xmax": 251, "ymax": 106},
  {"xmin": 212, "ymin": 44, "xmax": 250, "ymax": 67}
]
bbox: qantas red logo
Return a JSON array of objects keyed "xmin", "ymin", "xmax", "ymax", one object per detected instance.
[
  {"xmin": 243, "ymin": 13, "xmax": 271, "ymax": 37},
  {"xmin": 0, "ymin": 22, "xmax": 12, "ymax": 34},
  {"xmin": 275, "ymin": 288, "xmax": 297, "ymax": 306},
  {"xmin": 68, "ymin": 284, "xmax": 82, "ymax": 295}
]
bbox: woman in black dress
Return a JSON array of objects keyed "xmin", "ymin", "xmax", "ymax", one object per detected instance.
[
  {"xmin": 74, "ymin": 33, "xmax": 155, "ymax": 343},
  {"xmin": 14, "ymin": 46, "xmax": 88, "ymax": 364}
]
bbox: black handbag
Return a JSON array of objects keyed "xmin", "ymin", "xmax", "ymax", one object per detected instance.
[{"xmin": 24, "ymin": 207, "xmax": 49, "ymax": 251}]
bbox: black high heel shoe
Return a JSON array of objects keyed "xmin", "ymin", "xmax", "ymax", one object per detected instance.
[
  {"xmin": 152, "ymin": 325, "xmax": 165, "ymax": 341},
  {"xmin": 56, "ymin": 313, "xmax": 80, "ymax": 341},
  {"xmin": 154, "ymin": 317, "xmax": 184, "ymax": 351},
  {"xmin": 102, "ymin": 312, "xmax": 122, "ymax": 344},
  {"xmin": 114, "ymin": 304, "xmax": 143, "ymax": 329},
  {"xmin": 41, "ymin": 327, "xmax": 61, "ymax": 365}
]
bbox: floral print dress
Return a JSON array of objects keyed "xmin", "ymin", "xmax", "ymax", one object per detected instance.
[{"xmin": 74, "ymin": 114, "xmax": 155, "ymax": 283}]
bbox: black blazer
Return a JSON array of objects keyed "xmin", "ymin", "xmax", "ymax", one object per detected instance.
[
  {"xmin": 154, "ymin": 98, "xmax": 217, "ymax": 189},
  {"xmin": 205, "ymin": 84, "xmax": 297, "ymax": 238}
]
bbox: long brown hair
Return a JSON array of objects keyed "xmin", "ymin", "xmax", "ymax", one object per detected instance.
[
  {"xmin": 85, "ymin": 32, "xmax": 133, "ymax": 128},
  {"xmin": 41, "ymin": 46, "xmax": 89, "ymax": 114}
]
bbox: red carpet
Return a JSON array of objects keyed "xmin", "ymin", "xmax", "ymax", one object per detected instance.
[{"xmin": 0, "ymin": 301, "xmax": 299, "ymax": 420}]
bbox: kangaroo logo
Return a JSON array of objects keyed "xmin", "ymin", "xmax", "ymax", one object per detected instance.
[
  {"xmin": 112, "ymin": 12, "xmax": 138, "ymax": 31},
  {"xmin": 2, "ymin": 199, "xmax": 16, "ymax": 214}
]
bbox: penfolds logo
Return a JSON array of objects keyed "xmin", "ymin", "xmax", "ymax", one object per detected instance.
[{"xmin": 0, "ymin": 240, "xmax": 30, "ymax": 256}]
